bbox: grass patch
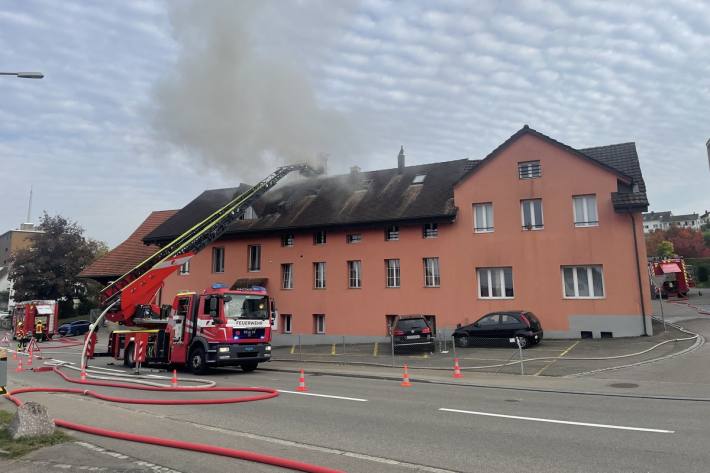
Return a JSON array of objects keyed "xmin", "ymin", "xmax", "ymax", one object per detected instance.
[{"xmin": 0, "ymin": 408, "xmax": 70, "ymax": 458}]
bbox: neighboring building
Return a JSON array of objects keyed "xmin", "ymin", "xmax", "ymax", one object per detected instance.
[
  {"xmin": 700, "ymin": 210, "xmax": 710, "ymax": 227},
  {"xmin": 135, "ymin": 126, "xmax": 651, "ymax": 341},
  {"xmin": 0, "ymin": 223, "xmax": 44, "ymax": 310},
  {"xmin": 642, "ymin": 211, "xmax": 671, "ymax": 233},
  {"xmin": 643, "ymin": 211, "xmax": 704, "ymax": 232}
]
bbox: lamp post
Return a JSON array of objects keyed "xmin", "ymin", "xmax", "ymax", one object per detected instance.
[{"xmin": 0, "ymin": 72, "xmax": 44, "ymax": 79}]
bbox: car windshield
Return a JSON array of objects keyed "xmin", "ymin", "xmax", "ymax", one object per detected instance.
[
  {"xmin": 223, "ymin": 294, "xmax": 269, "ymax": 320},
  {"xmin": 397, "ymin": 318, "xmax": 428, "ymax": 330}
]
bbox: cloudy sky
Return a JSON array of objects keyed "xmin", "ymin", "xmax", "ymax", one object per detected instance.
[{"xmin": 2, "ymin": 0, "xmax": 709, "ymax": 247}]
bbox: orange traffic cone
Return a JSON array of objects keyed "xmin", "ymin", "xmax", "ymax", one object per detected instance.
[
  {"xmin": 27, "ymin": 346, "xmax": 33, "ymax": 366},
  {"xmin": 80, "ymin": 366, "xmax": 87, "ymax": 382},
  {"xmin": 16, "ymin": 358, "xmax": 23, "ymax": 373},
  {"xmin": 400, "ymin": 364, "xmax": 412, "ymax": 387},
  {"xmin": 12, "ymin": 350, "xmax": 17, "ymax": 360},
  {"xmin": 296, "ymin": 369, "xmax": 308, "ymax": 392},
  {"xmin": 453, "ymin": 358, "xmax": 463, "ymax": 379},
  {"xmin": 171, "ymin": 369, "xmax": 178, "ymax": 388}
]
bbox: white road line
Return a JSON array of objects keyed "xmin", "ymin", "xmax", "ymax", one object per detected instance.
[
  {"xmin": 278, "ymin": 389, "xmax": 368, "ymax": 402},
  {"xmin": 439, "ymin": 408, "xmax": 674, "ymax": 434}
]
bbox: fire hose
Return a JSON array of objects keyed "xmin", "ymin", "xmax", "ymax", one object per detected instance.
[{"xmin": 5, "ymin": 365, "xmax": 345, "ymax": 473}]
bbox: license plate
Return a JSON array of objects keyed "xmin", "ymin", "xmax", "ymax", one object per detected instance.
[
  {"xmin": 244, "ymin": 346, "xmax": 255, "ymax": 351},
  {"xmin": 406, "ymin": 335, "xmax": 420, "ymax": 340}
]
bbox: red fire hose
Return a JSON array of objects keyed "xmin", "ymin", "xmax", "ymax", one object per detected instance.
[{"xmin": 6, "ymin": 367, "xmax": 345, "ymax": 473}]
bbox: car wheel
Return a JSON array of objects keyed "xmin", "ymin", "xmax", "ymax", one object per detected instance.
[
  {"xmin": 124, "ymin": 342, "xmax": 136, "ymax": 368},
  {"xmin": 455, "ymin": 335, "xmax": 469, "ymax": 347},
  {"xmin": 189, "ymin": 346, "xmax": 208, "ymax": 375},
  {"xmin": 241, "ymin": 361, "xmax": 259, "ymax": 372},
  {"xmin": 515, "ymin": 336, "xmax": 530, "ymax": 349}
]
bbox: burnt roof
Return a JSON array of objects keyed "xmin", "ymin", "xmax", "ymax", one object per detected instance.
[{"xmin": 144, "ymin": 160, "xmax": 476, "ymax": 244}]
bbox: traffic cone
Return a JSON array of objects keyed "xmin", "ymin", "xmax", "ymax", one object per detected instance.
[
  {"xmin": 16, "ymin": 358, "xmax": 23, "ymax": 373},
  {"xmin": 80, "ymin": 366, "xmax": 87, "ymax": 382},
  {"xmin": 171, "ymin": 369, "xmax": 178, "ymax": 388},
  {"xmin": 296, "ymin": 369, "xmax": 308, "ymax": 392},
  {"xmin": 400, "ymin": 364, "xmax": 412, "ymax": 387},
  {"xmin": 27, "ymin": 346, "xmax": 33, "ymax": 366},
  {"xmin": 453, "ymin": 358, "xmax": 463, "ymax": 379},
  {"xmin": 12, "ymin": 350, "xmax": 17, "ymax": 361}
]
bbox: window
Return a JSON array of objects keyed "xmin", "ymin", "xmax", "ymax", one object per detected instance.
[
  {"xmin": 573, "ymin": 195, "xmax": 598, "ymax": 227},
  {"xmin": 477, "ymin": 267, "xmax": 514, "ymax": 298},
  {"xmin": 385, "ymin": 259, "xmax": 400, "ymax": 288},
  {"xmin": 518, "ymin": 160, "xmax": 541, "ymax": 179},
  {"xmin": 473, "ymin": 203, "xmax": 494, "ymax": 233},
  {"xmin": 477, "ymin": 314, "xmax": 499, "ymax": 326},
  {"xmin": 314, "ymin": 314, "xmax": 325, "ymax": 334},
  {"xmin": 423, "ymin": 223, "xmax": 438, "ymax": 238},
  {"xmin": 423, "ymin": 257, "xmax": 440, "ymax": 287},
  {"xmin": 212, "ymin": 247, "xmax": 224, "ymax": 273},
  {"xmin": 313, "ymin": 262, "xmax": 326, "ymax": 289},
  {"xmin": 348, "ymin": 260, "xmax": 362, "ymax": 288},
  {"xmin": 385, "ymin": 225, "xmax": 399, "ymax": 241},
  {"xmin": 562, "ymin": 265, "xmax": 605, "ymax": 298},
  {"xmin": 281, "ymin": 264, "xmax": 293, "ymax": 289},
  {"xmin": 500, "ymin": 314, "xmax": 519, "ymax": 325},
  {"xmin": 412, "ymin": 174, "xmax": 426, "ymax": 184},
  {"xmin": 346, "ymin": 233, "xmax": 362, "ymax": 244},
  {"xmin": 313, "ymin": 230, "xmax": 327, "ymax": 245},
  {"xmin": 239, "ymin": 206, "xmax": 257, "ymax": 220},
  {"xmin": 281, "ymin": 233, "xmax": 294, "ymax": 247},
  {"xmin": 248, "ymin": 245, "xmax": 261, "ymax": 271},
  {"xmin": 280, "ymin": 314, "xmax": 292, "ymax": 334},
  {"xmin": 521, "ymin": 199, "xmax": 544, "ymax": 230},
  {"xmin": 179, "ymin": 260, "xmax": 190, "ymax": 275}
]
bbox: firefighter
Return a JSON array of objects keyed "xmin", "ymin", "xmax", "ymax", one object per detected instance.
[
  {"xmin": 35, "ymin": 319, "xmax": 44, "ymax": 342},
  {"xmin": 16, "ymin": 321, "xmax": 28, "ymax": 350}
]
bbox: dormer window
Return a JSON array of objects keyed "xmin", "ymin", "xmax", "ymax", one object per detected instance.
[
  {"xmin": 412, "ymin": 174, "xmax": 426, "ymax": 184},
  {"xmin": 239, "ymin": 206, "xmax": 257, "ymax": 220},
  {"xmin": 518, "ymin": 161, "xmax": 541, "ymax": 179}
]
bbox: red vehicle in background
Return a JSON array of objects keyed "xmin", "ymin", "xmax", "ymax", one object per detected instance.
[
  {"xmin": 649, "ymin": 257, "xmax": 695, "ymax": 298},
  {"xmin": 11, "ymin": 300, "xmax": 58, "ymax": 341}
]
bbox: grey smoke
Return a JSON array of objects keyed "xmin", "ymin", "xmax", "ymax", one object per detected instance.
[{"xmin": 153, "ymin": 0, "xmax": 358, "ymax": 182}]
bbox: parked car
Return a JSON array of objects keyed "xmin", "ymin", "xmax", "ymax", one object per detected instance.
[
  {"xmin": 58, "ymin": 320, "xmax": 92, "ymax": 336},
  {"xmin": 391, "ymin": 315, "xmax": 436, "ymax": 352},
  {"xmin": 453, "ymin": 311, "xmax": 543, "ymax": 349}
]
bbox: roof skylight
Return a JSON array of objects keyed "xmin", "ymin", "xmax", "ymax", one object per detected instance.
[{"xmin": 412, "ymin": 174, "xmax": 426, "ymax": 184}]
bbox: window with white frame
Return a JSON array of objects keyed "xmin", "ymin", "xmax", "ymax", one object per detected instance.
[
  {"xmin": 247, "ymin": 245, "xmax": 261, "ymax": 271},
  {"xmin": 179, "ymin": 260, "xmax": 190, "ymax": 275},
  {"xmin": 573, "ymin": 195, "xmax": 598, "ymax": 227},
  {"xmin": 385, "ymin": 259, "xmax": 400, "ymax": 288},
  {"xmin": 423, "ymin": 222, "xmax": 438, "ymax": 238},
  {"xmin": 281, "ymin": 263, "xmax": 293, "ymax": 289},
  {"xmin": 477, "ymin": 267, "xmax": 514, "ymax": 298},
  {"xmin": 313, "ymin": 230, "xmax": 327, "ymax": 245},
  {"xmin": 281, "ymin": 233, "xmax": 294, "ymax": 247},
  {"xmin": 385, "ymin": 225, "xmax": 399, "ymax": 241},
  {"xmin": 473, "ymin": 203, "xmax": 494, "ymax": 233},
  {"xmin": 212, "ymin": 247, "xmax": 224, "ymax": 273},
  {"xmin": 280, "ymin": 314, "xmax": 292, "ymax": 334},
  {"xmin": 348, "ymin": 260, "xmax": 362, "ymax": 288},
  {"xmin": 518, "ymin": 160, "xmax": 541, "ymax": 179},
  {"xmin": 313, "ymin": 314, "xmax": 326, "ymax": 334},
  {"xmin": 346, "ymin": 233, "xmax": 362, "ymax": 244},
  {"xmin": 423, "ymin": 257, "xmax": 440, "ymax": 287},
  {"xmin": 313, "ymin": 262, "xmax": 326, "ymax": 289},
  {"xmin": 521, "ymin": 199, "xmax": 544, "ymax": 230},
  {"xmin": 562, "ymin": 265, "xmax": 605, "ymax": 298}
]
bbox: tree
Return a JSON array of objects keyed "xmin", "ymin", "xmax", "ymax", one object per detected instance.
[
  {"xmin": 657, "ymin": 240, "xmax": 675, "ymax": 258},
  {"xmin": 666, "ymin": 227, "xmax": 710, "ymax": 258},
  {"xmin": 645, "ymin": 230, "xmax": 667, "ymax": 257},
  {"xmin": 9, "ymin": 213, "xmax": 108, "ymax": 317},
  {"xmin": 704, "ymin": 230, "xmax": 710, "ymax": 249}
]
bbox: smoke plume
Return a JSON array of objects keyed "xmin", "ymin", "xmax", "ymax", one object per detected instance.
[{"xmin": 153, "ymin": 1, "xmax": 356, "ymax": 181}]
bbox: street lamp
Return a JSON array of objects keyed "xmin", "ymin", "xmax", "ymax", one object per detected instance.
[{"xmin": 0, "ymin": 72, "xmax": 44, "ymax": 79}]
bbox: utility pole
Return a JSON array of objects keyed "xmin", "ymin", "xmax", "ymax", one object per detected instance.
[{"xmin": 25, "ymin": 185, "xmax": 33, "ymax": 223}]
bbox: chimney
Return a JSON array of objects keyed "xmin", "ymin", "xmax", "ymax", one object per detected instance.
[
  {"xmin": 397, "ymin": 146, "xmax": 405, "ymax": 173},
  {"xmin": 349, "ymin": 165, "xmax": 361, "ymax": 177}
]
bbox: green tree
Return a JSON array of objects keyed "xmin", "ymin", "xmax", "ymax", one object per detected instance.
[
  {"xmin": 657, "ymin": 240, "xmax": 675, "ymax": 258},
  {"xmin": 704, "ymin": 230, "xmax": 710, "ymax": 249},
  {"xmin": 9, "ymin": 213, "xmax": 108, "ymax": 317}
]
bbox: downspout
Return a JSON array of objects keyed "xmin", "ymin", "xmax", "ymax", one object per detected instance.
[{"xmin": 629, "ymin": 212, "xmax": 648, "ymax": 336}]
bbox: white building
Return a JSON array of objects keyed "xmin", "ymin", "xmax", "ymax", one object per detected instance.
[{"xmin": 642, "ymin": 211, "xmax": 705, "ymax": 233}]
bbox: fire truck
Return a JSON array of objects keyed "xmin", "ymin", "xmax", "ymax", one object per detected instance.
[
  {"xmin": 96, "ymin": 164, "xmax": 321, "ymax": 374},
  {"xmin": 649, "ymin": 257, "xmax": 695, "ymax": 298},
  {"xmin": 11, "ymin": 300, "xmax": 58, "ymax": 341}
]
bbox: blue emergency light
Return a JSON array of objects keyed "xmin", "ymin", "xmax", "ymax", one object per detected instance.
[{"xmin": 212, "ymin": 283, "xmax": 226, "ymax": 289}]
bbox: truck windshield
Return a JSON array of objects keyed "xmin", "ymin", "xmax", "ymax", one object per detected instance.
[{"xmin": 223, "ymin": 294, "xmax": 269, "ymax": 320}]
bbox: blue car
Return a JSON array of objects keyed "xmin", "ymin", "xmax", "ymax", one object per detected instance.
[{"xmin": 58, "ymin": 320, "xmax": 92, "ymax": 336}]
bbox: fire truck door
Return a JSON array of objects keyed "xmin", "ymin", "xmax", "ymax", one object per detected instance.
[{"xmin": 168, "ymin": 296, "xmax": 191, "ymax": 363}]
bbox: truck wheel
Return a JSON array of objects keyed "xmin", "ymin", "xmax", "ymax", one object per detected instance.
[
  {"xmin": 189, "ymin": 346, "xmax": 208, "ymax": 375},
  {"xmin": 241, "ymin": 361, "xmax": 259, "ymax": 373},
  {"xmin": 124, "ymin": 343, "xmax": 136, "ymax": 368}
]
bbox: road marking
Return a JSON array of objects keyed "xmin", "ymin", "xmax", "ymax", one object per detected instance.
[
  {"xmin": 534, "ymin": 340, "xmax": 580, "ymax": 376},
  {"xmin": 439, "ymin": 408, "xmax": 674, "ymax": 433},
  {"xmin": 278, "ymin": 389, "xmax": 368, "ymax": 402}
]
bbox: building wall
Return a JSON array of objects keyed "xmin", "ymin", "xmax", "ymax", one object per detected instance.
[
  {"xmin": 0, "ymin": 229, "xmax": 41, "ymax": 307},
  {"xmin": 160, "ymin": 134, "xmax": 652, "ymax": 340}
]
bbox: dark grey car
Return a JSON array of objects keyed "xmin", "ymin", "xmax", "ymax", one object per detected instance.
[{"xmin": 453, "ymin": 311, "xmax": 543, "ymax": 349}]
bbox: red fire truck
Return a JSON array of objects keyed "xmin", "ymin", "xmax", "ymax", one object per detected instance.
[
  {"xmin": 95, "ymin": 164, "xmax": 320, "ymax": 374},
  {"xmin": 649, "ymin": 257, "xmax": 695, "ymax": 298},
  {"xmin": 11, "ymin": 300, "xmax": 58, "ymax": 341}
]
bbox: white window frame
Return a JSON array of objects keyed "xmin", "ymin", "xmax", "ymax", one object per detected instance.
[
  {"xmin": 386, "ymin": 259, "xmax": 400, "ymax": 288},
  {"xmin": 346, "ymin": 233, "xmax": 362, "ymax": 244},
  {"xmin": 518, "ymin": 160, "xmax": 541, "ymax": 179},
  {"xmin": 314, "ymin": 314, "xmax": 326, "ymax": 334},
  {"xmin": 423, "ymin": 257, "xmax": 440, "ymax": 287},
  {"xmin": 281, "ymin": 233, "xmax": 294, "ymax": 247},
  {"xmin": 313, "ymin": 231, "xmax": 327, "ymax": 245},
  {"xmin": 212, "ymin": 247, "xmax": 224, "ymax": 273},
  {"xmin": 385, "ymin": 225, "xmax": 399, "ymax": 241},
  {"xmin": 573, "ymin": 195, "xmax": 599, "ymax": 227},
  {"xmin": 477, "ymin": 267, "xmax": 514, "ymax": 299},
  {"xmin": 179, "ymin": 260, "xmax": 190, "ymax": 275},
  {"xmin": 473, "ymin": 203, "xmax": 494, "ymax": 233},
  {"xmin": 348, "ymin": 260, "xmax": 362, "ymax": 288},
  {"xmin": 562, "ymin": 265, "xmax": 605, "ymax": 299},
  {"xmin": 521, "ymin": 199, "xmax": 544, "ymax": 230},
  {"xmin": 248, "ymin": 245, "xmax": 261, "ymax": 272},
  {"xmin": 281, "ymin": 263, "xmax": 293, "ymax": 289},
  {"xmin": 281, "ymin": 314, "xmax": 292, "ymax": 334},
  {"xmin": 314, "ymin": 262, "xmax": 326, "ymax": 289},
  {"xmin": 423, "ymin": 223, "xmax": 438, "ymax": 238}
]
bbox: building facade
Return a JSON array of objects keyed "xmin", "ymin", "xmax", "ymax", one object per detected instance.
[
  {"xmin": 0, "ymin": 223, "xmax": 43, "ymax": 310},
  {"xmin": 643, "ymin": 211, "xmax": 705, "ymax": 233},
  {"xmin": 141, "ymin": 127, "xmax": 651, "ymax": 341}
]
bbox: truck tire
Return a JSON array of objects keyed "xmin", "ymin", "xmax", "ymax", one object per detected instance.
[
  {"xmin": 189, "ymin": 346, "xmax": 208, "ymax": 375},
  {"xmin": 124, "ymin": 342, "xmax": 136, "ymax": 368},
  {"xmin": 241, "ymin": 361, "xmax": 258, "ymax": 373}
]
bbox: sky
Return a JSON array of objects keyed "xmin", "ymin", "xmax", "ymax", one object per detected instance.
[{"xmin": 1, "ymin": 0, "xmax": 709, "ymax": 247}]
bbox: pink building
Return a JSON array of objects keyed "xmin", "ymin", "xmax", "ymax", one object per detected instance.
[{"xmin": 142, "ymin": 126, "xmax": 652, "ymax": 343}]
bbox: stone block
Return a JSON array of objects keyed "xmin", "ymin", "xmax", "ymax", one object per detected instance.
[{"xmin": 8, "ymin": 401, "xmax": 55, "ymax": 439}]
